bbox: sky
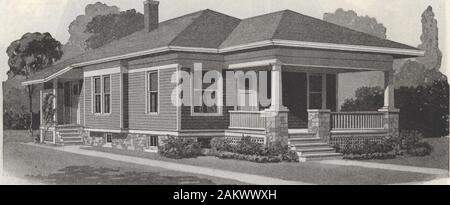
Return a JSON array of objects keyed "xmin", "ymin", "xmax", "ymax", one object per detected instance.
[{"xmin": 0, "ymin": 0, "xmax": 448, "ymax": 82}]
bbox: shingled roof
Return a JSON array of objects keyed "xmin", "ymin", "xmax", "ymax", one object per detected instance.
[{"xmin": 24, "ymin": 9, "xmax": 421, "ymax": 84}]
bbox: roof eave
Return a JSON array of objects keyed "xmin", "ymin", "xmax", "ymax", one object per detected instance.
[{"xmin": 22, "ymin": 40, "xmax": 424, "ymax": 86}]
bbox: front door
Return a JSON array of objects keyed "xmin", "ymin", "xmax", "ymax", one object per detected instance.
[
  {"xmin": 63, "ymin": 81, "xmax": 80, "ymax": 125},
  {"xmin": 283, "ymin": 72, "xmax": 308, "ymax": 128}
]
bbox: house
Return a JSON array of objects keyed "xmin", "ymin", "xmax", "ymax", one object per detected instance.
[{"xmin": 23, "ymin": 0, "xmax": 424, "ymax": 161}]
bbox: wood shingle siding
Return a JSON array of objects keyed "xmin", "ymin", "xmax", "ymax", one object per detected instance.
[
  {"xmin": 84, "ymin": 73, "xmax": 121, "ymax": 130},
  {"xmin": 126, "ymin": 68, "xmax": 177, "ymax": 131}
]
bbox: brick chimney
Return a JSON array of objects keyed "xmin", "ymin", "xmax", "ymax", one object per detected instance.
[{"xmin": 144, "ymin": 0, "xmax": 159, "ymax": 32}]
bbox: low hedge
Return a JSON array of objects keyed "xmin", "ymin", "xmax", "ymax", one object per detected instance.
[
  {"xmin": 335, "ymin": 130, "xmax": 433, "ymax": 160},
  {"xmin": 210, "ymin": 136, "xmax": 299, "ymax": 163},
  {"xmin": 158, "ymin": 136, "xmax": 202, "ymax": 159}
]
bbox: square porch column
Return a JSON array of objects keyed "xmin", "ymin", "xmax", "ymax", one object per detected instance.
[
  {"xmin": 52, "ymin": 78, "xmax": 58, "ymax": 144},
  {"xmin": 378, "ymin": 70, "xmax": 399, "ymax": 137},
  {"xmin": 264, "ymin": 62, "xmax": 289, "ymax": 146}
]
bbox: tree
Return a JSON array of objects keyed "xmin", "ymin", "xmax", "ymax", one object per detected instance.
[
  {"xmin": 340, "ymin": 87, "xmax": 384, "ymax": 111},
  {"xmin": 395, "ymin": 6, "xmax": 447, "ymax": 88},
  {"xmin": 323, "ymin": 8, "xmax": 387, "ymax": 39},
  {"xmin": 85, "ymin": 9, "xmax": 144, "ymax": 49},
  {"xmin": 61, "ymin": 2, "xmax": 120, "ymax": 61},
  {"xmin": 6, "ymin": 32, "xmax": 63, "ymax": 138},
  {"xmin": 417, "ymin": 6, "xmax": 442, "ymax": 71}
]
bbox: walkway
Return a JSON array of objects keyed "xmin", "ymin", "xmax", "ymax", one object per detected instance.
[{"xmin": 319, "ymin": 160, "xmax": 449, "ymax": 176}]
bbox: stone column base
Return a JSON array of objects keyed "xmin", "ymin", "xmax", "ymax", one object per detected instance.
[
  {"xmin": 308, "ymin": 109, "xmax": 331, "ymax": 142},
  {"xmin": 378, "ymin": 108, "xmax": 400, "ymax": 137},
  {"xmin": 264, "ymin": 108, "xmax": 289, "ymax": 147}
]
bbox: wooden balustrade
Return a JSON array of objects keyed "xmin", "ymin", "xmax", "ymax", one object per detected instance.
[
  {"xmin": 229, "ymin": 110, "xmax": 266, "ymax": 130},
  {"xmin": 331, "ymin": 112, "xmax": 384, "ymax": 130}
]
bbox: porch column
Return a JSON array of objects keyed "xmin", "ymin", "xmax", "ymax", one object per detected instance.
[
  {"xmin": 39, "ymin": 90, "xmax": 44, "ymax": 143},
  {"xmin": 52, "ymin": 78, "xmax": 58, "ymax": 144},
  {"xmin": 382, "ymin": 70, "xmax": 396, "ymax": 110},
  {"xmin": 269, "ymin": 62, "xmax": 288, "ymax": 111},
  {"xmin": 378, "ymin": 70, "xmax": 399, "ymax": 137},
  {"xmin": 264, "ymin": 62, "xmax": 289, "ymax": 147}
]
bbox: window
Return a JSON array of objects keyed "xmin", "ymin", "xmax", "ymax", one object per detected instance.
[
  {"xmin": 193, "ymin": 70, "xmax": 218, "ymax": 114},
  {"xmin": 326, "ymin": 74, "xmax": 337, "ymax": 111},
  {"xmin": 93, "ymin": 77, "xmax": 101, "ymax": 113},
  {"xmin": 106, "ymin": 134, "xmax": 113, "ymax": 143},
  {"xmin": 103, "ymin": 75, "xmax": 111, "ymax": 113},
  {"xmin": 147, "ymin": 71, "xmax": 158, "ymax": 114},
  {"xmin": 146, "ymin": 136, "xmax": 158, "ymax": 147},
  {"xmin": 93, "ymin": 75, "xmax": 111, "ymax": 114},
  {"xmin": 308, "ymin": 74, "xmax": 322, "ymax": 109}
]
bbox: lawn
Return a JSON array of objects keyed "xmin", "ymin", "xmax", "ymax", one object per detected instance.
[
  {"xmin": 369, "ymin": 137, "xmax": 449, "ymax": 170},
  {"xmin": 2, "ymin": 130, "xmax": 243, "ymax": 185},
  {"xmin": 3, "ymin": 130, "xmax": 445, "ymax": 185}
]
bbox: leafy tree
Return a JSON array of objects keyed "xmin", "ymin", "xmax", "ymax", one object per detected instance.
[
  {"xmin": 61, "ymin": 2, "xmax": 120, "ymax": 60},
  {"xmin": 323, "ymin": 8, "xmax": 387, "ymax": 39},
  {"xmin": 6, "ymin": 32, "xmax": 63, "ymax": 137},
  {"xmin": 340, "ymin": 87, "xmax": 384, "ymax": 111},
  {"xmin": 85, "ymin": 9, "xmax": 144, "ymax": 49},
  {"xmin": 395, "ymin": 6, "xmax": 447, "ymax": 88}
]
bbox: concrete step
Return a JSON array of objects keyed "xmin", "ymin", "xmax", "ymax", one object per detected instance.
[
  {"xmin": 298, "ymin": 153, "xmax": 343, "ymax": 162},
  {"xmin": 58, "ymin": 129, "xmax": 80, "ymax": 133},
  {"xmin": 289, "ymin": 137, "xmax": 322, "ymax": 143},
  {"xmin": 289, "ymin": 133, "xmax": 316, "ymax": 138},
  {"xmin": 59, "ymin": 132, "xmax": 80, "ymax": 137},
  {"xmin": 296, "ymin": 147, "xmax": 336, "ymax": 155},
  {"xmin": 63, "ymin": 140, "xmax": 84, "ymax": 145},
  {"xmin": 61, "ymin": 136, "xmax": 83, "ymax": 141},
  {"xmin": 293, "ymin": 142, "xmax": 330, "ymax": 149}
]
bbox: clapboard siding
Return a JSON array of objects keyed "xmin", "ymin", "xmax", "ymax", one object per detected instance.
[
  {"xmin": 79, "ymin": 80, "xmax": 84, "ymax": 125},
  {"xmin": 126, "ymin": 68, "xmax": 177, "ymax": 131},
  {"xmin": 84, "ymin": 73, "xmax": 121, "ymax": 130}
]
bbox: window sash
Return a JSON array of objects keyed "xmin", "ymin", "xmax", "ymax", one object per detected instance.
[
  {"xmin": 103, "ymin": 75, "xmax": 111, "ymax": 114},
  {"xmin": 92, "ymin": 75, "xmax": 111, "ymax": 114},
  {"xmin": 147, "ymin": 71, "xmax": 158, "ymax": 114}
]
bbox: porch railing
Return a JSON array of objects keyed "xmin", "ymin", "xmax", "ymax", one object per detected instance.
[
  {"xmin": 229, "ymin": 110, "xmax": 266, "ymax": 130},
  {"xmin": 331, "ymin": 112, "xmax": 384, "ymax": 130}
]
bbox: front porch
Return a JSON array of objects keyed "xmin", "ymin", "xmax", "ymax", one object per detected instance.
[
  {"xmin": 38, "ymin": 68, "xmax": 84, "ymax": 145},
  {"xmin": 226, "ymin": 60, "xmax": 399, "ymax": 160}
]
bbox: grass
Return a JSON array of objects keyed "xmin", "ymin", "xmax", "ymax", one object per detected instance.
[
  {"xmin": 3, "ymin": 130, "xmax": 243, "ymax": 185},
  {"xmin": 4, "ymin": 130, "xmax": 446, "ymax": 184},
  {"xmin": 369, "ymin": 137, "xmax": 449, "ymax": 170}
]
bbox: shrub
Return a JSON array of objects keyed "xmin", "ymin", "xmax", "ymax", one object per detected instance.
[
  {"xmin": 210, "ymin": 137, "xmax": 299, "ymax": 163},
  {"xmin": 234, "ymin": 136, "xmax": 263, "ymax": 155},
  {"xmin": 398, "ymin": 130, "xmax": 433, "ymax": 156},
  {"xmin": 210, "ymin": 137, "xmax": 234, "ymax": 152},
  {"xmin": 158, "ymin": 136, "xmax": 202, "ymax": 159},
  {"xmin": 339, "ymin": 140, "xmax": 396, "ymax": 160}
]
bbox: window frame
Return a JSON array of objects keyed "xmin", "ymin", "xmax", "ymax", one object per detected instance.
[
  {"xmin": 93, "ymin": 76, "xmax": 102, "ymax": 114},
  {"xmin": 144, "ymin": 136, "xmax": 159, "ymax": 153},
  {"xmin": 103, "ymin": 75, "xmax": 111, "ymax": 114},
  {"xmin": 91, "ymin": 74, "xmax": 112, "ymax": 115},
  {"xmin": 191, "ymin": 69, "xmax": 223, "ymax": 116},
  {"xmin": 146, "ymin": 71, "xmax": 160, "ymax": 115},
  {"xmin": 307, "ymin": 73, "xmax": 324, "ymax": 110}
]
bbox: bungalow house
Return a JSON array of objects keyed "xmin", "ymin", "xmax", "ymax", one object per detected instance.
[{"xmin": 23, "ymin": 1, "xmax": 424, "ymax": 161}]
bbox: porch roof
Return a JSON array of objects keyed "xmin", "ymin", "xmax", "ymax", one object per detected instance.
[{"xmin": 23, "ymin": 9, "xmax": 423, "ymax": 86}]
